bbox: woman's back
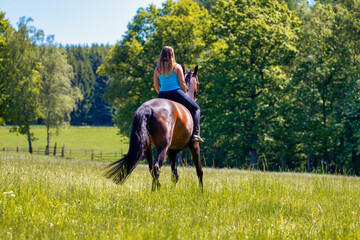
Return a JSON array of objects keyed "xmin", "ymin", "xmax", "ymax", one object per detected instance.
[{"xmin": 158, "ymin": 65, "xmax": 181, "ymax": 92}]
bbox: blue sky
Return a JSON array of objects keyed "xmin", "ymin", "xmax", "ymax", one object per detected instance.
[{"xmin": 0, "ymin": 0, "xmax": 166, "ymax": 45}]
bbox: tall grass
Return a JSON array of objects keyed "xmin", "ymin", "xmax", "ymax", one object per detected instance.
[{"xmin": 1, "ymin": 152, "xmax": 359, "ymax": 239}]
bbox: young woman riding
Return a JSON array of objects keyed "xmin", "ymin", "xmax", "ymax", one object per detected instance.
[{"xmin": 153, "ymin": 46, "xmax": 204, "ymax": 143}]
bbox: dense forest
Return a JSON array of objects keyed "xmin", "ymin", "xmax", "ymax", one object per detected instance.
[
  {"xmin": 65, "ymin": 45, "xmax": 113, "ymax": 126},
  {"xmin": 1, "ymin": 0, "xmax": 360, "ymax": 174}
]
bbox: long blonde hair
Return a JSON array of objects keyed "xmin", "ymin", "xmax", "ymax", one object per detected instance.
[{"xmin": 157, "ymin": 46, "xmax": 176, "ymax": 77}]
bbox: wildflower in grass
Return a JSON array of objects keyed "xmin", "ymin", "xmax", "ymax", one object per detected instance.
[{"xmin": 3, "ymin": 191, "xmax": 15, "ymax": 197}]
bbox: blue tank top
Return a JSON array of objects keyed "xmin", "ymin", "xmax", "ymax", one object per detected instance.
[{"xmin": 158, "ymin": 64, "xmax": 181, "ymax": 92}]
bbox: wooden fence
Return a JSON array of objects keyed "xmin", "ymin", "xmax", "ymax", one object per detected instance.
[
  {"xmin": 1, "ymin": 145, "xmax": 209, "ymax": 166},
  {"xmin": 1, "ymin": 145, "xmax": 126, "ymax": 162}
]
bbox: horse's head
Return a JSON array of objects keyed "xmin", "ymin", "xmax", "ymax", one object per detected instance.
[{"xmin": 183, "ymin": 65, "xmax": 199, "ymax": 101}]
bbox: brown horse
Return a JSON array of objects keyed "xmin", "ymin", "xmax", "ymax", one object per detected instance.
[{"xmin": 105, "ymin": 65, "xmax": 203, "ymax": 191}]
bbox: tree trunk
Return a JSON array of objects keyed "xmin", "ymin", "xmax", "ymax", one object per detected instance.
[
  {"xmin": 351, "ymin": 143, "xmax": 360, "ymax": 175},
  {"xmin": 27, "ymin": 127, "xmax": 33, "ymax": 154},
  {"xmin": 53, "ymin": 142, "xmax": 57, "ymax": 156},
  {"xmin": 322, "ymin": 96, "xmax": 330, "ymax": 173},
  {"xmin": 307, "ymin": 153, "xmax": 312, "ymax": 172},
  {"xmin": 250, "ymin": 133, "xmax": 258, "ymax": 170},
  {"xmin": 46, "ymin": 125, "xmax": 50, "ymax": 155}
]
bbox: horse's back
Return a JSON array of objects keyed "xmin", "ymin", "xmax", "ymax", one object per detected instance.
[{"xmin": 140, "ymin": 98, "xmax": 193, "ymax": 149}]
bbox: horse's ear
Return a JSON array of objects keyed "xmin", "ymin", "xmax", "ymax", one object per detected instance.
[
  {"xmin": 194, "ymin": 65, "xmax": 198, "ymax": 76},
  {"xmin": 181, "ymin": 64, "xmax": 185, "ymax": 75}
]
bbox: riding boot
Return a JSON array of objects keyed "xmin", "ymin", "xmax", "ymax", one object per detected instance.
[{"xmin": 191, "ymin": 109, "xmax": 204, "ymax": 143}]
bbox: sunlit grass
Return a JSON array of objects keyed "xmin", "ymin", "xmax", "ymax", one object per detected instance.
[{"xmin": 1, "ymin": 152, "xmax": 359, "ymax": 239}]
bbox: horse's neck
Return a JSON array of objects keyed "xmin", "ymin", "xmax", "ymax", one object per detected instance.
[{"xmin": 186, "ymin": 87, "xmax": 195, "ymax": 100}]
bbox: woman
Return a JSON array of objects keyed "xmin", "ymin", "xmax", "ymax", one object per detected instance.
[{"xmin": 153, "ymin": 46, "xmax": 204, "ymax": 143}]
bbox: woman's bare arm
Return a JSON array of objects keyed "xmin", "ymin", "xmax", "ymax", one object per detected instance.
[
  {"xmin": 153, "ymin": 67, "xmax": 160, "ymax": 94},
  {"xmin": 175, "ymin": 65, "xmax": 187, "ymax": 92}
]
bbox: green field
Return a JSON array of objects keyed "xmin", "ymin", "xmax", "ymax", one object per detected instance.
[
  {"xmin": 0, "ymin": 126, "xmax": 129, "ymax": 160},
  {"xmin": 1, "ymin": 152, "xmax": 359, "ymax": 239},
  {"xmin": 0, "ymin": 126, "xmax": 128, "ymax": 152}
]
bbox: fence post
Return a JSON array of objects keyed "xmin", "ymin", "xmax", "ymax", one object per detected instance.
[
  {"xmin": 45, "ymin": 145, "xmax": 49, "ymax": 155},
  {"xmin": 16, "ymin": 146, "xmax": 18, "ymax": 153},
  {"xmin": 61, "ymin": 145, "xmax": 65, "ymax": 158},
  {"xmin": 91, "ymin": 151, "xmax": 94, "ymax": 161},
  {"xmin": 53, "ymin": 142, "xmax": 57, "ymax": 156}
]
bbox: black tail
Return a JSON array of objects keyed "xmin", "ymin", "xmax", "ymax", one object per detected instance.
[{"xmin": 105, "ymin": 106, "xmax": 152, "ymax": 184}]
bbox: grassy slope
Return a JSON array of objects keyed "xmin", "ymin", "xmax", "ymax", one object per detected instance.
[
  {"xmin": 1, "ymin": 152, "xmax": 359, "ymax": 239},
  {"xmin": 0, "ymin": 126, "xmax": 128, "ymax": 152}
]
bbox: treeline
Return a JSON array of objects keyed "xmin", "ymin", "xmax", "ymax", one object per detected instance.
[
  {"xmin": 0, "ymin": 14, "xmax": 112, "ymax": 152},
  {"xmin": 99, "ymin": 0, "xmax": 360, "ymax": 174}
]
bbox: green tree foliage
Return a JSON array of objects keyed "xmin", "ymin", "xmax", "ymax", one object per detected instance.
[
  {"xmin": 100, "ymin": 0, "xmax": 210, "ymax": 135},
  {"xmin": 65, "ymin": 44, "xmax": 112, "ymax": 126},
  {"xmin": 200, "ymin": 0, "xmax": 300, "ymax": 168},
  {"xmin": 0, "ymin": 12, "xmax": 10, "ymax": 125},
  {"xmin": 0, "ymin": 17, "xmax": 43, "ymax": 153},
  {"xmin": 278, "ymin": 0, "xmax": 309, "ymax": 15},
  {"xmin": 193, "ymin": 0, "xmax": 219, "ymax": 12},
  {"xmin": 292, "ymin": 1, "xmax": 360, "ymax": 173},
  {"xmin": 39, "ymin": 38, "xmax": 83, "ymax": 154}
]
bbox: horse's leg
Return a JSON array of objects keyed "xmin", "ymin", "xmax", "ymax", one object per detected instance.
[
  {"xmin": 152, "ymin": 145, "xmax": 168, "ymax": 191},
  {"xmin": 189, "ymin": 142, "xmax": 203, "ymax": 191},
  {"xmin": 144, "ymin": 146, "xmax": 153, "ymax": 175},
  {"xmin": 145, "ymin": 146, "xmax": 158, "ymax": 192},
  {"xmin": 168, "ymin": 149, "xmax": 180, "ymax": 184}
]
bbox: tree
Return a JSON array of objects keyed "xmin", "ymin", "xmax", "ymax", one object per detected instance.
[
  {"xmin": 200, "ymin": 0, "xmax": 300, "ymax": 168},
  {"xmin": 0, "ymin": 12, "xmax": 10, "ymax": 125},
  {"xmin": 39, "ymin": 37, "xmax": 82, "ymax": 154},
  {"xmin": 0, "ymin": 17, "xmax": 42, "ymax": 153}
]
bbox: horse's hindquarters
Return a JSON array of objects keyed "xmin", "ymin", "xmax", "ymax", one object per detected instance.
[{"xmin": 142, "ymin": 99, "xmax": 193, "ymax": 150}]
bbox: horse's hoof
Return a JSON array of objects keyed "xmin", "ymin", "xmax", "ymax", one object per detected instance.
[{"xmin": 172, "ymin": 174, "xmax": 179, "ymax": 184}]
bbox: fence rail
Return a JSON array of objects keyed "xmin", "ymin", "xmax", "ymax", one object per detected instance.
[{"xmin": 1, "ymin": 146, "xmax": 126, "ymax": 162}]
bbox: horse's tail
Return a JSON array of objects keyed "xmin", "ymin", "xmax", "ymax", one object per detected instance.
[{"xmin": 105, "ymin": 105, "xmax": 152, "ymax": 184}]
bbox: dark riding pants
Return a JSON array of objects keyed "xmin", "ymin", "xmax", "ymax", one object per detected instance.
[{"xmin": 158, "ymin": 89, "xmax": 199, "ymax": 113}]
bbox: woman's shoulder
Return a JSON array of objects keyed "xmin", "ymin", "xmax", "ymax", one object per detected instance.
[{"xmin": 174, "ymin": 63, "xmax": 183, "ymax": 73}]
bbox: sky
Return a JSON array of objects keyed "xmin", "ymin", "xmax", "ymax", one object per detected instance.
[{"xmin": 0, "ymin": 0, "xmax": 166, "ymax": 46}]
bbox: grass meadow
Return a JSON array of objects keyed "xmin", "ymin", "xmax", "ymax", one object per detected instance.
[{"xmin": 1, "ymin": 152, "xmax": 359, "ymax": 239}]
